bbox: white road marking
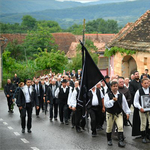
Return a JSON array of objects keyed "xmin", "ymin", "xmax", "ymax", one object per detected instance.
[
  {"xmin": 0, "ymin": 118, "xmax": 3, "ymax": 121},
  {"xmin": 14, "ymin": 132, "xmax": 20, "ymax": 136},
  {"xmin": 31, "ymin": 147, "xmax": 40, "ymax": 150},
  {"xmin": 21, "ymin": 138, "xmax": 29, "ymax": 143},
  {"xmin": 3, "ymin": 122, "xmax": 8, "ymax": 125},
  {"xmin": 8, "ymin": 126, "xmax": 13, "ymax": 130}
]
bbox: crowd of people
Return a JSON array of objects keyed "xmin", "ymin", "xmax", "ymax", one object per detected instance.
[{"xmin": 3, "ymin": 68, "xmax": 150, "ymax": 148}]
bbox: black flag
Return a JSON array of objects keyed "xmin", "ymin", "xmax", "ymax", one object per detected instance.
[{"xmin": 77, "ymin": 41, "xmax": 104, "ymax": 108}]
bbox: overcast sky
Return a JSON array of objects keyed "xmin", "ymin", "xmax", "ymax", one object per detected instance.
[
  {"xmin": 56, "ymin": 0, "xmax": 135, "ymax": 3},
  {"xmin": 57, "ymin": 0, "xmax": 101, "ymax": 3}
]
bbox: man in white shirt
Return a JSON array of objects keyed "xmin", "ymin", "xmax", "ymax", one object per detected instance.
[
  {"xmin": 134, "ymin": 78, "xmax": 150, "ymax": 143},
  {"xmin": 104, "ymin": 81, "xmax": 131, "ymax": 147},
  {"xmin": 18, "ymin": 79, "xmax": 39, "ymax": 133},
  {"xmin": 96, "ymin": 82, "xmax": 105, "ymax": 130},
  {"xmin": 33, "ymin": 80, "xmax": 42, "ymax": 117},
  {"xmin": 55, "ymin": 79, "xmax": 72, "ymax": 125},
  {"xmin": 69, "ymin": 81, "xmax": 80, "ymax": 129},
  {"xmin": 87, "ymin": 85, "xmax": 104, "ymax": 137}
]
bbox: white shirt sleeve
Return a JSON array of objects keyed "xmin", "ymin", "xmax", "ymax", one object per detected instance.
[
  {"xmin": 55, "ymin": 88, "xmax": 60, "ymax": 98},
  {"xmin": 67, "ymin": 87, "xmax": 72, "ymax": 106},
  {"xmin": 122, "ymin": 94, "xmax": 131, "ymax": 114},
  {"xmin": 69, "ymin": 89, "xmax": 77, "ymax": 107},
  {"xmin": 104, "ymin": 93, "xmax": 115, "ymax": 108},
  {"xmin": 133, "ymin": 90, "xmax": 142, "ymax": 110}
]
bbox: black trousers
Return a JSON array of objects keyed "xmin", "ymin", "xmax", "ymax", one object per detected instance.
[
  {"xmin": 68, "ymin": 108, "xmax": 72, "ymax": 120},
  {"xmin": 88, "ymin": 106, "xmax": 101, "ymax": 132},
  {"xmin": 36, "ymin": 96, "xmax": 42, "ymax": 115},
  {"xmin": 75, "ymin": 106, "xmax": 85, "ymax": 129},
  {"xmin": 50, "ymin": 99, "xmax": 58, "ymax": 119},
  {"xmin": 71, "ymin": 111, "xmax": 75, "ymax": 126},
  {"xmin": 99, "ymin": 107, "xmax": 105, "ymax": 127},
  {"xmin": 7, "ymin": 97, "xmax": 13, "ymax": 111},
  {"xmin": 43, "ymin": 96, "xmax": 47, "ymax": 111},
  {"xmin": 59, "ymin": 103, "xmax": 68, "ymax": 123},
  {"xmin": 21, "ymin": 103, "xmax": 32, "ymax": 130}
]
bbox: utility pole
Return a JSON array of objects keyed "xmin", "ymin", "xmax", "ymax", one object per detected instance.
[
  {"xmin": 82, "ymin": 19, "xmax": 86, "ymax": 67},
  {"xmin": 82, "ymin": 19, "xmax": 86, "ymax": 45}
]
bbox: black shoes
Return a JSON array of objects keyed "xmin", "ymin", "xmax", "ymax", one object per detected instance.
[
  {"xmin": 118, "ymin": 141, "xmax": 125, "ymax": 147},
  {"xmin": 65, "ymin": 121, "xmax": 69, "ymax": 125},
  {"xmin": 22, "ymin": 129, "xmax": 25, "ymax": 133},
  {"xmin": 142, "ymin": 137, "xmax": 149, "ymax": 143},
  {"xmin": 141, "ymin": 131, "xmax": 150, "ymax": 143},
  {"xmin": 28, "ymin": 129, "xmax": 32, "ymax": 133},
  {"xmin": 118, "ymin": 132, "xmax": 125, "ymax": 147},
  {"xmin": 22, "ymin": 129, "xmax": 31, "ymax": 133},
  {"xmin": 54, "ymin": 118, "xmax": 57, "ymax": 121},
  {"xmin": 107, "ymin": 133, "xmax": 113, "ymax": 146},
  {"xmin": 92, "ymin": 131, "xmax": 97, "ymax": 137},
  {"xmin": 8, "ymin": 110, "xmax": 13, "ymax": 113},
  {"xmin": 50, "ymin": 118, "xmax": 53, "ymax": 121},
  {"xmin": 76, "ymin": 127, "xmax": 82, "ymax": 133},
  {"xmin": 107, "ymin": 140, "xmax": 113, "ymax": 146}
]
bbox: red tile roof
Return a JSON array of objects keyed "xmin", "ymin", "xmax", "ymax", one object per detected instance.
[{"xmin": 107, "ymin": 10, "xmax": 150, "ymax": 52}]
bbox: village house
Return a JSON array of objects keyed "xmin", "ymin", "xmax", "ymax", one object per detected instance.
[{"xmin": 107, "ymin": 10, "xmax": 150, "ymax": 78}]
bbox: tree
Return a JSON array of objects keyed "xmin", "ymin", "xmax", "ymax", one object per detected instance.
[
  {"xmin": 2, "ymin": 51, "xmax": 16, "ymax": 74},
  {"xmin": 2, "ymin": 50, "xmax": 38, "ymax": 84},
  {"xmin": 23, "ymin": 24, "xmax": 58, "ymax": 59},
  {"xmin": 86, "ymin": 18, "xmax": 119, "ymax": 33},
  {"xmin": 66, "ymin": 24, "xmax": 83, "ymax": 35},
  {"xmin": 21, "ymin": 15, "xmax": 37, "ymax": 31},
  {"xmin": 34, "ymin": 48, "xmax": 68, "ymax": 73},
  {"xmin": 5, "ymin": 39, "xmax": 24, "ymax": 60},
  {"xmin": 68, "ymin": 39, "xmax": 98, "ymax": 71},
  {"xmin": 37, "ymin": 20, "xmax": 62, "ymax": 33}
]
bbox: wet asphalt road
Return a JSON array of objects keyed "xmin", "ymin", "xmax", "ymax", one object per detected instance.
[{"xmin": 0, "ymin": 91, "xmax": 149, "ymax": 150}]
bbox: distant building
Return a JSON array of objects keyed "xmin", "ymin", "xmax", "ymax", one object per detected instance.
[
  {"xmin": 67, "ymin": 33, "xmax": 115, "ymax": 76},
  {"xmin": 107, "ymin": 10, "xmax": 150, "ymax": 78}
]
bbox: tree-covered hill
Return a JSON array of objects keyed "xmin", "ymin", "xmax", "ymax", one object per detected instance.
[
  {"xmin": 0, "ymin": 0, "xmax": 149, "ymax": 28},
  {"xmin": 0, "ymin": 0, "xmax": 85, "ymax": 14}
]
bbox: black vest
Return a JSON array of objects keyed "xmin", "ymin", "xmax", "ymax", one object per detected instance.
[
  {"xmin": 139, "ymin": 87, "xmax": 150, "ymax": 105},
  {"xmin": 76, "ymin": 87, "xmax": 79, "ymax": 100},
  {"xmin": 106, "ymin": 92, "xmax": 122, "ymax": 114},
  {"xmin": 96, "ymin": 88, "xmax": 102, "ymax": 106},
  {"xmin": 58, "ymin": 87, "xmax": 69, "ymax": 104}
]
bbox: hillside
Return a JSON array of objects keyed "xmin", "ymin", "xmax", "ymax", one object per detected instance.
[
  {"xmin": 0, "ymin": 0, "xmax": 84, "ymax": 14},
  {"xmin": 0, "ymin": 0, "xmax": 132, "ymax": 14},
  {"xmin": 0, "ymin": 0, "xmax": 149, "ymax": 29}
]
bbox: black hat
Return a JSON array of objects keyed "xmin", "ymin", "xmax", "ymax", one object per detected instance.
[
  {"xmin": 105, "ymin": 75, "xmax": 110, "ymax": 79},
  {"xmin": 61, "ymin": 79, "xmax": 67, "ymax": 83}
]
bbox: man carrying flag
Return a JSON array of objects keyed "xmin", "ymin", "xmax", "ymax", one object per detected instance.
[
  {"xmin": 77, "ymin": 41, "xmax": 106, "ymax": 133},
  {"xmin": 87, "ymin": 85, "xmax": 104, "ymax": 137},
  {"xmin": 104, "ymin": 81, "xmax": 131, "ymax": 147}
]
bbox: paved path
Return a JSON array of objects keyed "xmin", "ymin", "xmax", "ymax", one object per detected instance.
[{"xmin": 0, "ymin": 91, "xmax": 149, "ymax": 150}]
